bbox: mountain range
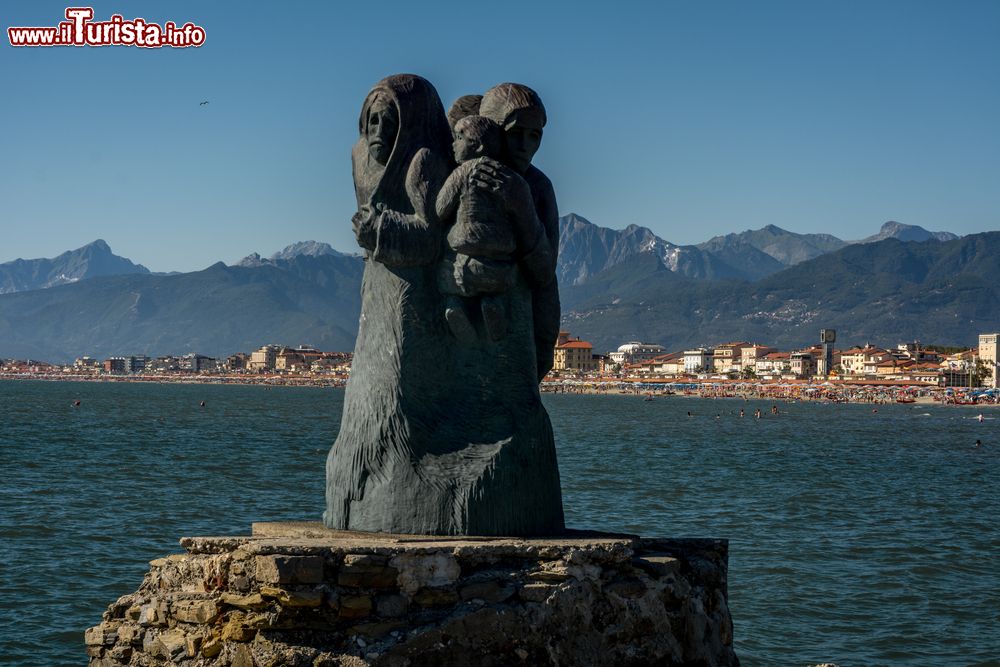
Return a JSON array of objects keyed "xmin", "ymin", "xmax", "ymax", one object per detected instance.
[
  {"xmin": 0, "ymin": 247, "xmax": 362, "ymax": 362},
  {"xmin": 0, "ymin": 239, "xmax": 150, "ymax": 295},
  {"xmin": 0, "ymin": 217, "xmax": 992, "ymax": 362},
  {"xmin": 557, "ymin": 216, "xmax": 959, "ymax": 284},
  {"xmin": 560, "ymin": 231, "xmax": 999, "ymax": 352}
]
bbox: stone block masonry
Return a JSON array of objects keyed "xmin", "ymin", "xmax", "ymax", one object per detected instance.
[{"xmin": 87, "ymin": 522, "xmax": 738, "ymax": 666}]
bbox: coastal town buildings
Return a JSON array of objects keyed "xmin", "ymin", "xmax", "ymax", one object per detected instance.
[
  {"xmin": 103, "ymin": 357, "xmax": 128, "ymax": 374},
  {"xmin": 179, "ymin": 354, "xmax": 217, "ymax": 373},
  {"xmin": 4, "ymin": 333, "xmax": 998, "ymax": 391},
  {"xmin": 249, "ymin": 345, "xmax": 279, "ymax": 372},
  {"xmin": 754, "ymin": 351, "xmax": 790, "ymax": 377},
  {"xmin": 980, "ymin": 333, "xmax": 998, "ymax": 388},
  {"xmin": 74, "ymin": 356, "xmax": 101, "ymax": 371},
  {"xmin": 789, "ymin": 351, "xmax": 815, "ymax": 377},
  {"xmin": 741, "ymin": 345, "xmax": 775, "ymax": 371},
  {"xmin": 633, "ymin": 352, "xmax": 685, "ymax": 375},
  {"xmin": 146, "ymin": 356, "xmax": 181, "ymax": 373},
  {"xmin": 608, "ymin": 341, "xmax": 666, "ymax": 366},
  {"xmin": 2, "ymin": 342, "xmax": 353, "ymax": 388},
  {"xmin": 573, "ymin": 335, "xmax": 994, "ymax": 388},
  {"xmin": 310, "ymin": 352, "xmax": 352, "ymax": 373},
  {"xmin": 553, "ymin": 333, "xmax": 599, "ymax": 372},
  {"xmin": 225, "ymin": 352, "xmax": 249, "ymax": 371},
  {"xmin": 683, "ymin": 348, "xmax": 712, "ymax": 374},
  {"xmin": 840, "ymin": 345, "xmax": 890, "ymax": 376},
  {"xmin": 711, "ymin": 342, "xmax": 749, "ymax": 375}
]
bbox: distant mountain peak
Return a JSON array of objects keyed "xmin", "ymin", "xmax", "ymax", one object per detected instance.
[
  {"xmin": 0, "ymin": 240, "xmax": 149, "ymax": 295},
  {"xmin": 697, "ymin": 225, "xmax": 847, "ymax": 268},
  {"xmin": 562, "ymin": 212, "xmax": 592, "ymax": 225},
  {"xmin": 761, "ymin": 224, "xmax": 784, "ymax": 233},
  {"xmin": 858, "ymin": 221, "xmax": 959, "ymax": 244},
  {"xmin": 235, "ymin": 241, "xmax": 351, "ymax": 267},
  {"xmin": 270, "ymin": 241, "xmax": 343, "ymax": 261},
  {"xmin": 235, "ymin": 252, "xmax": 265, "ymax": 268}
]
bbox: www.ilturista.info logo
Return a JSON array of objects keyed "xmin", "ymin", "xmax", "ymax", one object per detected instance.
[{"xmin": 8, "ymin": 7, "xmax": 205, "ymax": 48}]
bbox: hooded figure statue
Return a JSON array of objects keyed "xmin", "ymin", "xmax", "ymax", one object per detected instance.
[{"xmin": 326, "ymin": 74, "xmax": 564, "ymax": 536}]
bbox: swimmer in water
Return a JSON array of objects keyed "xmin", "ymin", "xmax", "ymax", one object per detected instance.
[
  {"xmin": 687, "ymin": 411, "xmax": 693, "ymax": 417},
  {"xmin": 975, "ymin": 439, "xmax": 982, "ymax": 447},
  {"xmin": 739, "ymin": 409, "xmax": 745, "ymax": 418},
  {"xmin": 978, "ymin": 413, "xmax": 984, "ymax": 423}
]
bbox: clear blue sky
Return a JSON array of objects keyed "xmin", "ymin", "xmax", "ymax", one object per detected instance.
[{"xmin": 2, "ymin": 1, "xmax": 998, "ymax": 272}]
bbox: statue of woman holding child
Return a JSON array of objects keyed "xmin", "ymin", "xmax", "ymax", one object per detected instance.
[{"xmin": 324, "ymin": 74, "xmax": 564, "ymax": 536}]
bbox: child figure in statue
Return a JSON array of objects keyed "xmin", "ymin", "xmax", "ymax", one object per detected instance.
[{"xmin": 436, "ymin": 114, "xmax": 524, "ymax": 341}]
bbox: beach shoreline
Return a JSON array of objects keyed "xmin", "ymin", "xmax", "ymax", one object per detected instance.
[{"xmin": 2, "ymin": 373, "xmax": 997, "ymax": 406}]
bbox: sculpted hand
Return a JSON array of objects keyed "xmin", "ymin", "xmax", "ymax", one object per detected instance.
[
  {"xmin": 352, "ymin": 204, "xmax": 382, "ymax": 250},
  {"xmin": 468, "ymin": 158, "xmax": 511, "ymax": 194}
]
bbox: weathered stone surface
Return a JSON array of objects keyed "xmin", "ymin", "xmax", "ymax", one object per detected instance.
[
  {"xmin": 116, "ymin": 623, "xmax": 142, "ymax": 646},
  {"xmin": 375, "ymin": 594, "xmax": 408, "ymax": 618},
  {"xmin": 255, "ymin": 555, "xmax": 324, "ymax": 585},
  {"xmin": 260, "ymin": 585, "xmax": 324, "ymax": 607},
  {"xmin": 518, "ymin": 582, "xmax": 557, "ymax": 602},
  {"xmin": 458, "ymin": 579, "xmax": 515, "ymax": 603},
  {"xmin": 339, "ymin": 554, "xmax": 398, "ymax": 589},
  {"xmin": 84, "ymin": 626, "xmax": 105, "ymax": 646},
  {"xmin": 412, "ymin": 587, "xmax": 459, "ymax": 607},
  {"xmin": 347, "ymin": 621, "xmax": 406, "ymax": 640},
  {"xmin": 88, "ymin": 525, "xmax": 738, "ymax": 666},
  {"xmin": 108, "ymin": 644, "xmax": 133, "ymax": 663},
  {"xmin": 171, "ymin": 599, "xmax": 218, "ymax": 624},
  {"xmin": 338, "ymin": 595, "xmax": 374, "ymax": 619},
  {"xmin": 220, "ymin": 592, "xmax": 266, "ymax": 609},
  {"xmin": 633, "ymin": 553, "xmax": 682, "ymax": 578},
  {"xmin": 605, "ymin": 576, "xmax": 648, "ymax": 599},
  {"xmin": 231, "ymin": 643, "xmax": 253, "ymax": 667},
  {"xmin": 184, "ymin": 632, "xmax": 203, "ymax": 658},
  {"xmin": 200, "ymin": 637, "xmax": 223, "ymax": 658},
  {"xmin": 137, "ymin": 600, "xmax": 167, "ymax": 627},
  {"xmin": 220, "ymin": 615, "xmax": 256, "ymax": 643},
  {"xmin": 390, "ymin": 552, "xmax": 460, "ymax": 594},
  {"xmin": 160, "ymin": 628, "xmax": 188, "ymax": 661}
]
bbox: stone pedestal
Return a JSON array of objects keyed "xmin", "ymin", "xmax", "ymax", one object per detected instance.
[{"xmin": 87, "ymin": 522, "xmax": 738, "ymax": 666}]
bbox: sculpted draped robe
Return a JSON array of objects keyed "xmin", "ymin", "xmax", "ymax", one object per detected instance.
[{"xmin": 324, "ymin": 74, "xmax": 564, "ymax": 536}]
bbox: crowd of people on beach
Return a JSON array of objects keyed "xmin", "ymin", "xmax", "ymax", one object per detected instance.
[{"xmin": 540, "ymin": 379, "xmax": 1000, "ymax": 406}]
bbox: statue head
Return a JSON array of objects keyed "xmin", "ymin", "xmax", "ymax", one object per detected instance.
[
  {"xmin": 447, "ymin": 94, "xmax": 484, "ymax": 131},
  {"xmin": 480, "ymin": 83, "xmax": 546, "ymax": 174},
  {"xmin": 362, "ymin": 94, "xmax": 399, "ymax": 166},
  {"xmin": 452, "ymin": 115, "xmax": 502, "ymax": 163},
  {"xmin": 353, "ymin": 74, "xmax": 452, "ymax": 210},
  {"xmin": 363, "ymin": 93, "xmax": 399, "ymax": 166}
]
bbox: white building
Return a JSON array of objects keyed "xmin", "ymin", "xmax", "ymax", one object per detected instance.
[
  {"xmin": 683, "ymin": 348, "xmax": 713, "ymax": 374},
  {"xmin": 609, "ymin": 341, "xmax": 666, "ymax": 366}
]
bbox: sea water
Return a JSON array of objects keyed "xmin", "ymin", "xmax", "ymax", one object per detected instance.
[{"xmin": 0, "ymin": 381, "xmax": 997, "ymax": 666}]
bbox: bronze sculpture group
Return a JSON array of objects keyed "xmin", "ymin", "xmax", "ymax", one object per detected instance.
[{"xmin": 324, "ymin": 74, "xmax": 565, "ymax": 536}]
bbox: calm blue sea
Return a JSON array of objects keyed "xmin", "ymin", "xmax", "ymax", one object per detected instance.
[{"xmin": 1, "ymin": 380, "xmax": 997, "ymax": 666}]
